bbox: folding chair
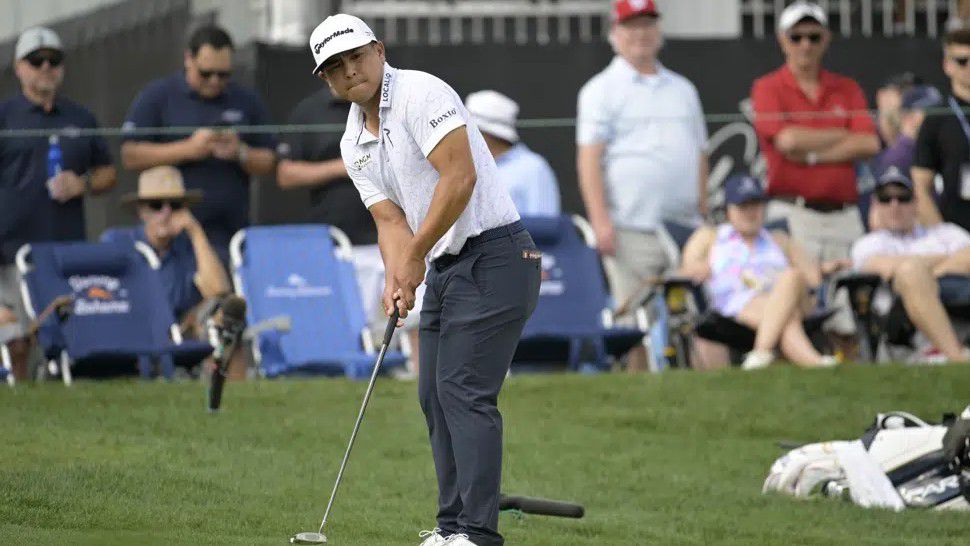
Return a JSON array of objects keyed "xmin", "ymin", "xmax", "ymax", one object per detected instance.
[
  {"xmin": 230, "ymin": 225, "xmax": 405, "ymax": 379},
  {"xmin": 16, "ymin": 240, "xmax": 212, "ymax": 383},
  {"xmin": 513, "ymin": 215, "xmax": 646, "ymax": 371}
]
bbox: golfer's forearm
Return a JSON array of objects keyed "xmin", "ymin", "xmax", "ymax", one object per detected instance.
[
  {"xmin": 89, "ymin": 165, "xmax": 117, "ymax": 195},
  {"xmin": 815, "ymin": 133, "xmax": 880, "ymax": 163},
  {"xmin": 277, "ymin": 159, "xmax": 347, "ymax": 189},
  {"xmin": 407, "ymin": 174, "xmax": 474, "ymax": 260},
  {"xmin": 241, "ymin": 147, "xmax": 276, "ymax": 176},
  {"xmin": 187, "ymin": 226, "xmax": 229, "ymax": 298},
  {"xmin": 774, "ymin": 126, "xmax": 848, "ymax": 154},
  {"xmin": 121, "ymin": 140, "xmax": 193, "ymax": 170},
  {"xmin": 577, "ymin": 145, "xmax": 610, "ymax": 224},
  {"xmin": 862, "ymin": 255, "xmax": 947, "ymax": 279},
  {"xmin": 935, "ymin": 249, "xmax": 970, "ymax": 276}
]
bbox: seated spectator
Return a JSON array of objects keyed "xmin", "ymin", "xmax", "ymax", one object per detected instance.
[
  {"xmin": 680, "ymin": 174, "xmax": 840, "ymax": 370},
  {"xmin": 851, "ymin": 168, "xmax": 970, "ymax": 363},
  {"xmin": 465, "ymin": 90, "xmax": 561, "ymax": 217},
  {"xmin": 104, "ymin": 166, "xmax": 229, "ymax": 330}
]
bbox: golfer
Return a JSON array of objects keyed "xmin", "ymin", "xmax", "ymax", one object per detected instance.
[{"xmin": 309, "ymin": 15, "xmax": 540, "ymax": 546}]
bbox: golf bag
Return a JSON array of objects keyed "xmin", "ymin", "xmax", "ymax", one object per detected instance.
[{"xmin": 764, "ymin": 410, "xmax": 970, "ymax": 510}]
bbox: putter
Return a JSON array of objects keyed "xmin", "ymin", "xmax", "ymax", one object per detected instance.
[{"xmin": 290, "ymin": 307, "xmax": 401, "ymax": 544}]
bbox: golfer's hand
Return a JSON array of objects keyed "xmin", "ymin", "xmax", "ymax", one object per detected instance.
[{"xmin": 391, "ymin": 254, "xmax": 426, "ymax": 316}]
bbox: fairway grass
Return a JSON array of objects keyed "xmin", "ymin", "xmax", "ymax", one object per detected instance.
[{"xmin": 2, "ymin": 364, "xmax": 969, "ymax": 545}]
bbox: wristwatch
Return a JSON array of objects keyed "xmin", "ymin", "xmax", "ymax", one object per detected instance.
[
  {"xmin": 237, "ymin": 142, "xmax": 249, "ymax": 164},
  {"xmin": 806, "ymin": 151, "xmax": 819, "ymax": 166},
  {"xmin": 81, "ymin": 172, "xmax": 92, "ymax": 194}
]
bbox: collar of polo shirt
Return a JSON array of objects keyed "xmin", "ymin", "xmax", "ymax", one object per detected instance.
[{"xmin": 609, "ymin": 55, "xmax": 670, "ymax": 83}]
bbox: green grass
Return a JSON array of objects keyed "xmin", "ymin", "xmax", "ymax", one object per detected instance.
[{"xmin": 2, "ymin": 365, "xmax": 970, "ymax": 545}]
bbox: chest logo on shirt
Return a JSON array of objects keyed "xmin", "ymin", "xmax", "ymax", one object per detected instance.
[
  {"xmin": 352, "ymin": 153, "xmax": 373, "ymax": 170},
  {"xmin": 222, "ymin": 109, "xmax": 244, "ymax": 124},
  {"xmin": 429, "ymin": 109, "xmax": 458, "ymax": 129},
  {"xmin": 831, "ymin": 104, "xmax": 847, "ymax": 118}
]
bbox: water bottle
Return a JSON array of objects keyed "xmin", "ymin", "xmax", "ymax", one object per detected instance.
[{"xmin": 47, "ymin": 135, "xmax": 62, "ymax": 199}]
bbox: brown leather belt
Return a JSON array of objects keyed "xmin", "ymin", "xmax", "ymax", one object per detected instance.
[{"xmin": 773, "ymin": 196, "xmax": 852, "ymax": 213}]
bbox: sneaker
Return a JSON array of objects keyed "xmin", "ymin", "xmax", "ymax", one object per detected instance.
[
  {"xmin": 741, "ymin": 349, "xmax": 774, "ymax": 371},
  {"xmin": 442, "ymin": 535, "xmax": 478, "ymax": 546},
  {"xmin": 418, "ymin": 528, "xmax": 447, "ymax": 546}
]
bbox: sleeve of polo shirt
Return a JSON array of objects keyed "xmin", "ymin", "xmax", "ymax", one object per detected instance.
[
  {"xmin": 688, "ymin": 85, "xmax": 709, "ymax": 151},
  {"xmin": 850, "ymin": 235, "xmax": 881, "ymax": 271},
  {"xmin": 576, "ymin": 80, "xmax": 611, "ymax": 145},
  {"xmin": 846, "ymin": 81, "xmax": 876, "ymax": 134},
  {"xmin": 405, "ymin": 83, "xmax": 467, "ymax": 158},
  {"xmin": 241, "ymin": 92, "xmax": 277, "ymax": 150},
  {"xmin": 941, "ymin": 224, "xmax": 970, "ymax": 252},
  {"xmin": 750, "ymin": 78, "xmax": 785, "ymax": 141},
  {"xmin": 86, "ymin": 114, "xmax": 112, "ymax": 167},
  {"xmin": 122, "ymin": 86, "xmax": 163, "ymax": 143},
  {"xmin": 344, "ymin": 155, "xmax": 389, "ymax": 209},
  {"xmin": 913, "ymin": 117, "xmax": 941, "ymax": 172}
]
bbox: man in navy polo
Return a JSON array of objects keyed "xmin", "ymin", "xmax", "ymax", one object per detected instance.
[
  {"xmin": 0, "ymin": 27, "xmax": 116, "ymax": 379},
  {"xmin": 121, "ymin": 25, "xmax": 277, "ymax": 262}
]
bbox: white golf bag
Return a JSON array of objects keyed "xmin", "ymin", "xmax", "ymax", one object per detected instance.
[{"xmin": 764, "ymin": 410, "xmax": 970, "ymax": 511}]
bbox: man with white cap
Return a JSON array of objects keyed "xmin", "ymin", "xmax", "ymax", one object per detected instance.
[
  {"xmin": 464, "ymin": 90, "xmax": 560, "ymax": 217},
  {"xmin": 0, "ymin": 26, "xmax": 117, "ymax": 380},
  {"xmin": 309, "ymin": 13, "xmax": 540, "ymax": 546}
]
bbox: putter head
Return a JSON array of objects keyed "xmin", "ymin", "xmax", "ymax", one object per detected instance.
[{"xmin": 290, "ymin": 532, "xmax": 327, "ymax": 544}]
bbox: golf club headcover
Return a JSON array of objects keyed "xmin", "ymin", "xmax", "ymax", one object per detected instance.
[
  {"xmin": 499, "ymin": 494, "xmax": 585, "ymax": 518},
  {"xmin": 208, "ymin": 296, "xmax": 247, "ymax": 412},
  {"xmin": 382, "ymin": 306, "xmax": 400, "ymax": 347}
]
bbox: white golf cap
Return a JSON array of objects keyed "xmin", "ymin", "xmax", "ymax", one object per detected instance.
[
  {"xmin": 465, "ymin": 90, "xmax": 520, "ymax": 144},
  {"xmin": 14, "ymin": 27, "xmax": 63, "ymax": 60},
  {"xmin": 777, "ymin": 1, "xmax": 827, "ymax": 33},
  {"xmin": 309, "ymin": 14, "xmax": 377, "ymax": 74}
]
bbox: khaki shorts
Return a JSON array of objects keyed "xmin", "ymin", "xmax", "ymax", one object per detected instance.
[
  {"xmin": 603, "ymin": 228, "xmax": 674, "ymax": 313},
  {"xmin": 765, "ymin": 201, "xmax": 864, "ymax": 262}
]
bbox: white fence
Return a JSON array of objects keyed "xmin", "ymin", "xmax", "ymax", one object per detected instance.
[{"xmin": 742, "ymin": 0, "xmax": 961, "ymax": 38}]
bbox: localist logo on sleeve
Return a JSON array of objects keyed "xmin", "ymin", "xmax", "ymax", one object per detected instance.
[
  {"xmin": 429, "ymin": 108, "xmax": 458, "ymax": 129},
  {"xmin": 314, "ymin": 28, "xmax": 354, "ymax": 54}
]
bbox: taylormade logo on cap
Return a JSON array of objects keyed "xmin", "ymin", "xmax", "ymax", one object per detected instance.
[
  {"xmin": 314, "ymin": 28, "xmax": 354, "ymax": 54},
  {"xmin": 309, "ymin": 14, "xmax": 377, "ymax": 74}
]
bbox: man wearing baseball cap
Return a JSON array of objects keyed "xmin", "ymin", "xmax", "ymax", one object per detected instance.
[
  {"xmin": 464, "ymin": 90, "xmax": 560, "ymax": 217},
  {"xmin": 852, "ymin": 168, "xmax": 970, "ymax": 363},
  {"xmin": 0, "ymin": 26, "xmax": 117, "ymax": 380},
  {"xmin": 309, "ymin": 14, "xmax": 539, "ymax": 546},
  {"xmin": 751, "ymin": 1, "xmax": 879, "ymax": 263},
  {"xmin": 577, "ymin": 0, "xmax": 709, "ymax": 372}
]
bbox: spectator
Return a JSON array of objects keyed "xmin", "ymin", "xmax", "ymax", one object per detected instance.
[
  {"xmin": 105, "ymin": 166, "xmax": 229, "ymax": 319},
  {"xmin": 121, "ymin": 25, "xmax": 277, "ymax": 263},
  {"xmin": 0, "ymin": 27, "xmax": 117, "ymax": 378},
  {"xmin": 912, "ymin": 28, "xmax": 970, "ymax": 233},
  {"xmin": 680, "ymin": 174, "xmax": 839, "ymax": 370},
  {"xmin": 577, "ymin": 0, "xmax": 709, "ymax": 372},
  {"xmin": 465, "ymin": 90, "xmax": 561, "ymax": 217},
  {"xmin": 875, "ymin": 72, "xmax": 922, "ymax": 147},
  {"xmin": 872, "ymin": 85, "xmax": 943, "ymax": 178},
  {"xmin": 851, "ymin": 168, "xmax": 970, "ymax": 363},
  {"xmin": 751, "ymin": 1, "xmax": 879, "ymax": 262}
]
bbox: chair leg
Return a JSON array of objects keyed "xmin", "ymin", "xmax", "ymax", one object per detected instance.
[
  {"xmin": 158, "ymin": 354, "xmax": 175, "ymax": 381},
  {"xmin": 1, "ymin": 344, "xmax": 14, "ymax": 387},
  {"xmin": 60, "ymin": 351, "xmax": 72, "ymax": 386},
  {"xmin": 136, "ymin": 355, "xmax": 153, "ymax": 379}
]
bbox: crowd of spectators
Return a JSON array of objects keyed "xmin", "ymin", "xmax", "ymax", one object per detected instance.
[{"xmin": 3, "ymin": 0, "xmax": 970, "ymax": 380}]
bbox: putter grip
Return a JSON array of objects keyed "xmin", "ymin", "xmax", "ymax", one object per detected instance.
[
  {"xmin": 383, "ymin": 307, "xmax": 401, "ymax": 346},
  {"xmin": 499, "ymin": 495, "xmax": 585, "ymax": 518}
]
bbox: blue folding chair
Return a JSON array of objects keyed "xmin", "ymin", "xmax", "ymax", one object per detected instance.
[
  {"xmin": 514, "ymin": 215, "xmax": 646, "ymax": 371},
  {"xmin": 230, "ymin": 225, "xmax": 405, "ymax": 379},
  {"xmin": 15, "ymin": 241, "xmax": 212, "ymax": 383}
]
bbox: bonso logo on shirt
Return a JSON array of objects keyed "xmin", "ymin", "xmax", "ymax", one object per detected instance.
[{"xmin": 429, "ymin": 108, "xmax": 458, "ymax": 129}]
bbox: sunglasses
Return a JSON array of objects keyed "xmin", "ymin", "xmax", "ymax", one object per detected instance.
[
  {"xmin": 950, "ymin": 56, "xmax": 970, "ymax": 67},
  {"xmin": 875, "ymin": 192, "xmax": 913, "ymax": 204},
  {"xmin": 144, "ymin": 199, "xmax": 185, "ymax": 211},
  {"xmin": 788, "ymin": 32, "xmax": 823, "ymax": 44},
  {"xmin": 198, "ymin": 69, "xmax": 232, "ymax": 80},
  {"xmin": 25, "ymin": 51, "xmax": 63, "ymax": 68}
]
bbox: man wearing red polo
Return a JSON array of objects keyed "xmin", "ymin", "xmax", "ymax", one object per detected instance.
[{"xmin": 751, "ymin": 1, "xmax": 879, "ymax": 262}]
